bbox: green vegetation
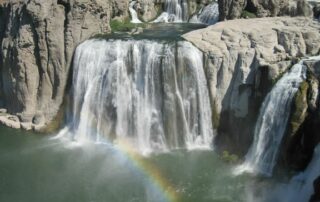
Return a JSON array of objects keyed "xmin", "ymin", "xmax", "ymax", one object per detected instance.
[
  {"xmin": 241, "ymin": 10, "xmax": 257, "ymax": 19},
  {"xmin": 289, "ymin": 81, "xmax": 309, "ymax": 135},
  {"xmin": 221, "ymin": 150, "xmax": 239, "ymax": 164},
  {"xmin": 110, "ymin": 18, "xmax": 147, "ymax": 32}
]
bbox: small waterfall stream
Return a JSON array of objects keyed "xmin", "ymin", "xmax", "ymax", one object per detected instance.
[
  {"xmin": 129, "ymin": 1, "xmax": 142, "ymax": 23},
  {"xmin": 59, "ymin": 39, "xmax": 214, "ymax": 155},
  {"xmin": 260, "ymin": 143, "xmax": 320, "ymax": 202},
  {"xmin": 154, "ymin": 0, "xmax": 189, "ymax": 23},
  {"xmin": 189, "ymin": 2, "xmax": 219, "ymax": 25},
  {"xmin": 277, "ymin": 144, "xmax": 320, "ymax": 202},
  {"xmin": 235, "ymin": 59, "xmax": 307, "ymax": 176}
]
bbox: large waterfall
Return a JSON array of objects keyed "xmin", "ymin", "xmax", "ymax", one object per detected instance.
[
  {"xmin": 59, "ymin": 39, "xmax": 214, "ymax": 155},
  {"xmin": 235, "ymin": 60, "xmax": 307, "ymax": 176},
  {"xmin": 154, "ymin": 0, "xmax": 189, "ymax": 23}
]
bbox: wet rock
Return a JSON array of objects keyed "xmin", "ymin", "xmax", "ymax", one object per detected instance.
[{"xmin": 310, "ymin": 176, "xmax": 320, "ymax": 202}]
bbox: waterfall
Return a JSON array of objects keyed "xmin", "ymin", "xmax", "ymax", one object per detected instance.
[
  {"xmin": 59, "ymin": 39, "xmax": 214, "ymax": 155},
  {"xmin": 189, "ymin": 2, "xmax": 219, "ymax": 25},
  {"xmin": 234, "ymin": 59, "xmax": 307, "ymax": 176},
  {"xmin": 153, "ymin": 0, "xmax": 189, "ymax": 23},
  {"xmin": 282, "ymin": 144, "xmax": 320, "ymax": 202},
  {"xmin": 129, "ymin": 1, "xmax": 142, "ymax": 23},
  {"xmin": 266, "ymin": 144, "xmax": 320, "ymax": 202}
]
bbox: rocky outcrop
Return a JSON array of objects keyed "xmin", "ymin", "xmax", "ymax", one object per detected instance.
[
  {"xmin": 218, "ymin": 0, "xmax": 313, "ymax": 20},
  {"xmin": 183, "ymin": 17, "xmax": 320, "ymax": 154},
  {"xmin": 284, "ymin": 58, "xmax": 320, "ymax": 170},
  {"xmin": 309, "ymin": 0, "xmax": 320, "ymax": 19},
  {"xmin": 135, "ymin": 0, "xmax": 162, "ymax": 22},
  {"xmin": 0, "ymin": 0, "xmax": 128, "ymax": 131}
]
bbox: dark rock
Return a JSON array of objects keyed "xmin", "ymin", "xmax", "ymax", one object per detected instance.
[{"xmin": 310, "ymin": 176, "xmax": 320, "ymax": 202}]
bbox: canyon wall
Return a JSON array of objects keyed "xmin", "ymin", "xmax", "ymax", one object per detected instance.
[
  {"xmin": 0, "ymin": 0, "xmax": 129, "ymax": 130},
  {"xmin": 218, "ymin": 0, "xmax": 313, "ymax": 20},
  {"xmin": 183, "ymin": 17, "xmax": 320, "ymax": 156}
]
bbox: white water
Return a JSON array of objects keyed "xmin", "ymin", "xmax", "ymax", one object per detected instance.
[
  {"xmin": 189, "ymin": 2, "xmax": 219, "ymax": 25},
  {"xmin": 267, "ymin": 144, "xmax": 320, "ymax": 202},
  {"xmin": 153, "ymin": 0, "xmax": 189, "ymax": 23},
  {"xmin": 234, "ymin": 59, "xmax": 307, "ymax": 176},
  {"xmin": 129, "ymin": 1, "xmax": 142, "ymax": 23},
  {"xmin": 58, "ymin": 39, "xmax": 214, "ymax": 155}
]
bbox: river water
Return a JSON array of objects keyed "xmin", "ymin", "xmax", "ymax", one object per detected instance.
[{"xmin": 0, "ymin": 125, "xmax": 286, "ymax": 202}]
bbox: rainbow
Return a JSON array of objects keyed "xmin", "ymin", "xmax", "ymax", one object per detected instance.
[
  {"xmin": 54, "ymin": 128, "xmax": 181, "ymax": 202},
  {"xmin": 116, "ymin": 138, "xmax": 180, "ymax": 202}
]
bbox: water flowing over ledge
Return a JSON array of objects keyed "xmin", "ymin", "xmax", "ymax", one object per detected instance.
[
  {"xmin": 153, "ymin": 0, "xmax": 189, "ymax": 23},
  {"xmin": 57, "ymin": 39, "xmax": 214, "ymax": 155},
  {"xmin": 129, "ymin": 1, "xmax": 142, "ymax": 24},
  {"xmin": 189, "ymin": 3, "xmax": 219, "ymax": 25},
  {"xmin": 234, "ymin": 56, "xmax": 320, "ymax": 177}
]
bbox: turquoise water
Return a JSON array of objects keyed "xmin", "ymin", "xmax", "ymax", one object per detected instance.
[{"xmin": 0, "ymin": 126, "xmax": 280, "ymax": 202}]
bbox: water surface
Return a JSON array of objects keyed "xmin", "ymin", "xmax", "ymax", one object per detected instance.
[{"xmin": 0, "ymin": 126, "xmax": 279, "ymax": 202}]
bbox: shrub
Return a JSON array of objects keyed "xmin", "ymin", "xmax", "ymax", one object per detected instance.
[{"xmin": 241, "ymin": 10, "xmax": 257, "ymax": 19}]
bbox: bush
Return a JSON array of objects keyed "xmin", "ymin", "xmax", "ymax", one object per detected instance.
[
  {"xmin": 221, "ymin": 150, "xmax": 239, "ymax": 164},
  {"xmin": 241, "ymin": 10, "xmax": 257, "ymax": 19}
]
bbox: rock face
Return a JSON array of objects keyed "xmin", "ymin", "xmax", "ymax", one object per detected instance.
[
  {"xmin": 183, "ymin": 17, "xmax": 320, "ymax": 154},
  {"xmin": 284, "ymin": 58, "xmax": 320, "ymax": 170},
  {"xmin": 0, "ymin": 0, "xmax": 128, "ymax": 131},
  {"xmin": 136, "ymin": 0, "xmax": 162, "ymax": 22},
  {"xmin": 310, "ymin": 176, "xmax": 320, "ymax": 202},
  {"xmin": 218, "ymin": 0, "xmax": 313, "ymax": 20}
]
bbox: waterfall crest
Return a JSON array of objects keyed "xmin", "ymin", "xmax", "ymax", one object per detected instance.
[
  {"xmin": 189, "ymin": 3, "xmax": 219, "ymax": 25},
  {"xmin": 235, "ymin": 59, "xmax": 307, "ymax": 176},
  {"xmin": 59, "ymin": 39, "xmax": 214, "ymax": 155},
  {"xmin": 153, "ymin": 0, "xmax": 189, "ymax": 23}
]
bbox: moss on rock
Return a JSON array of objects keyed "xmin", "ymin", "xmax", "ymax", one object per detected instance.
[{"xmin": 289, "ymin": 81, "xmax": 309, "ymax": 136}]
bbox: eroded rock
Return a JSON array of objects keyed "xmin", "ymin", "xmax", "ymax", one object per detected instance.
[
  {"xmin": 0, "ymin": 0, "xmax": 128, "ymax": 131},
  {"xmin": 183, "ymin": 17, "xmax": 320, "ymax": 153}
]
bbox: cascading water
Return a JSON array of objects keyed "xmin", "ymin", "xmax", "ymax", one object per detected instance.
[
  {"xmin": 153, "ymin": 0, "xmax": 189, "ymax": 23},
  {"xmin": 234, "ymin": 59, "xmax": 307, "ymax": 176},
  {"xmin": 189, "ymin": 2, "xmax": 219, "ymax": 25},
  {"xmin": 129, "ymin": 1, "xmax": 142, "ymax": 23},
  {"xmin": 58, "ymin": 39, "xmax": 214, "ymax": 155},
  {"xmin": 268, "ymin": 144, "xmax": 320, "ymax": 202}
]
